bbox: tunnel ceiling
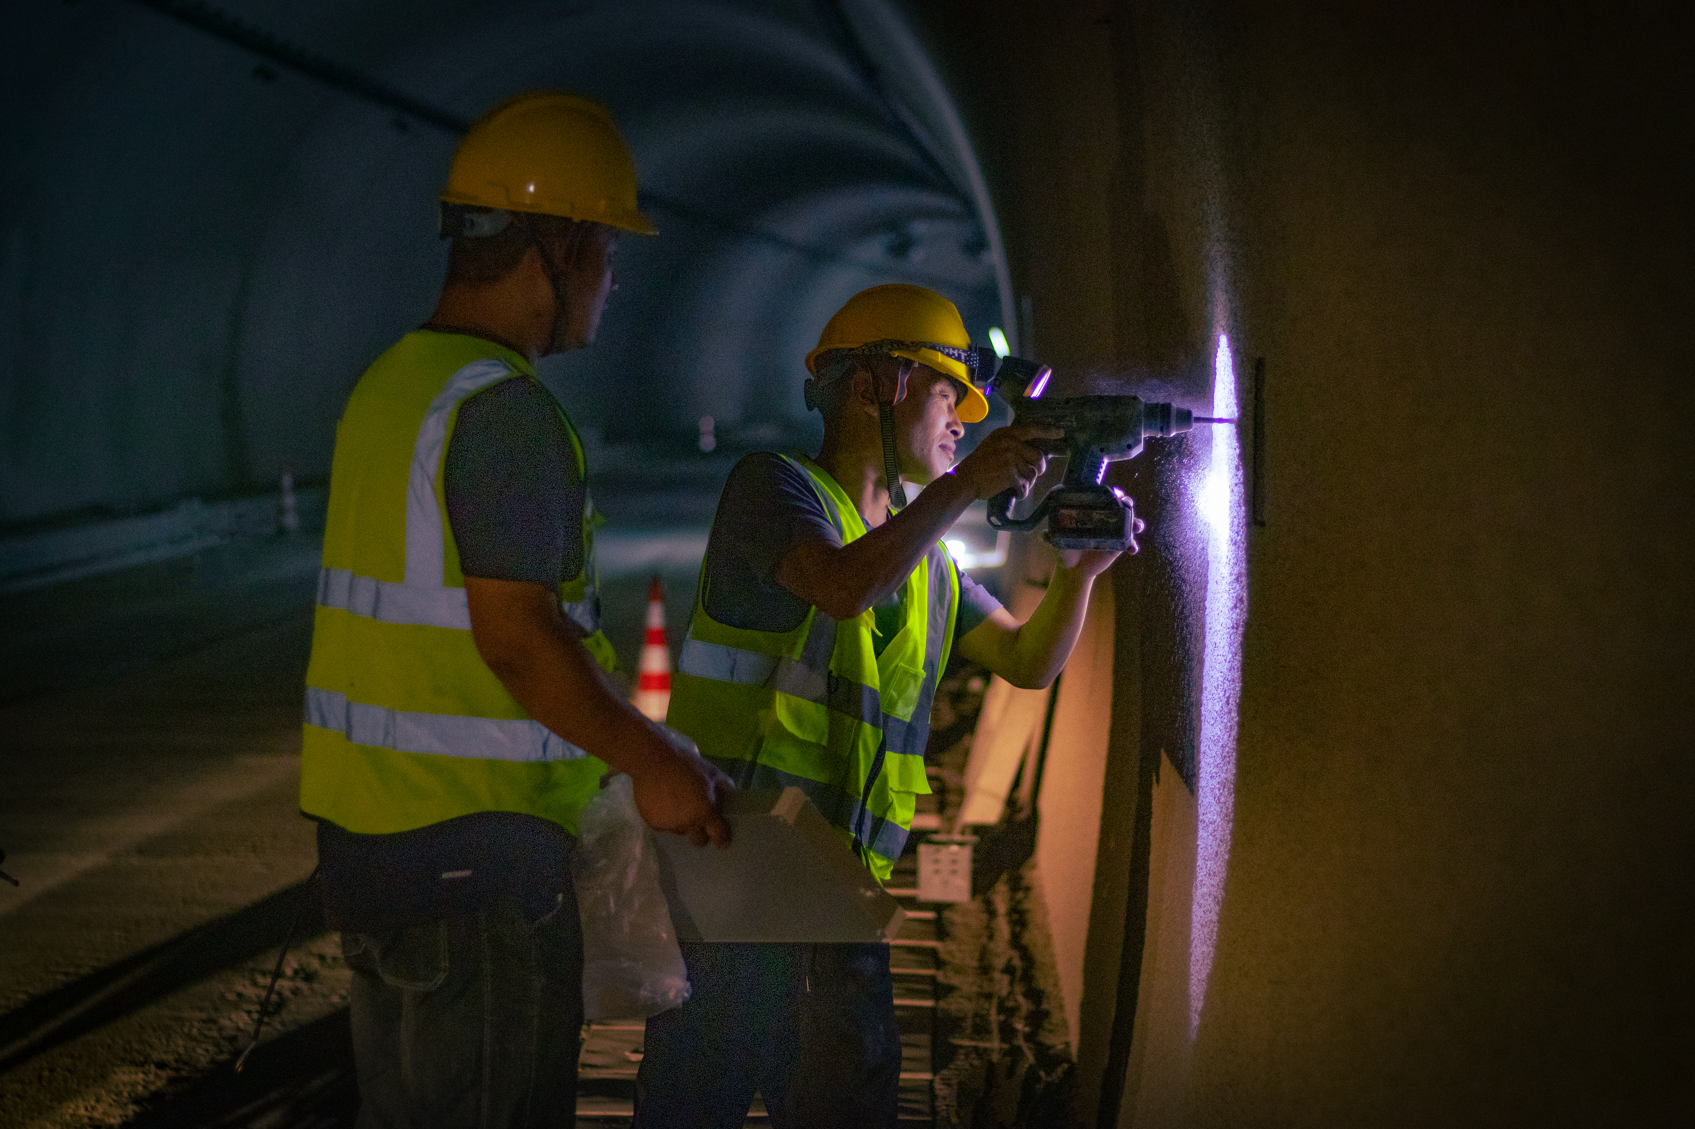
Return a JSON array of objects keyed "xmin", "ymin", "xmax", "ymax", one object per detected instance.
[{"xmin": 3, "ymin": 0, "xmax": 1007, "ymax": 528}]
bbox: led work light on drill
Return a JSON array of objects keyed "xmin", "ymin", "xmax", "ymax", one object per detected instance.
[{"xmin": 980, "ymin": 356, "xmax": 1232, "ymax": 553}]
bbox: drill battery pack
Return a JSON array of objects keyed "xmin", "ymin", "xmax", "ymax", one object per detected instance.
[{"xmin": 1044, "ymin": 485, "xmax": 1141, "ymax": 553}]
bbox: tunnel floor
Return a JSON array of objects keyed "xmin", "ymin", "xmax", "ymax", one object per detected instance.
[{"xmin": 0, "ymin": 532, "xmax": 955, "ymax": 1127}]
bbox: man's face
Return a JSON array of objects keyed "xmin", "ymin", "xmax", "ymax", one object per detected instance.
[
  {"xmin": 545, "ymin": 222, "xmax": 618, "ymax": 354},
  {"xmin": 894, "ymin": 366, "xmax": 966, "ymax": 486}
]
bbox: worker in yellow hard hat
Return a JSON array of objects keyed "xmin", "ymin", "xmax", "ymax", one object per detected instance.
[
  {"xmin": 634, "ymin": 283, "xmax": 1124, "ymax": 1128},
  {"xmin": 805, "ymin": 281, "xmax": 994, "ymax": 422},
  {"xmin": 300, "ymin": 91, "xmax": 733, "ymax": 1127}
]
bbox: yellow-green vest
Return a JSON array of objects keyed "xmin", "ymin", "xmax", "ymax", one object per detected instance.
[
  {"xmin": 300, "ymin": 330, "xmax": 614, "ymax": 838},
  {"xmin": 666, "ymin": 454, "xmax": 960, "ymax": 883}
]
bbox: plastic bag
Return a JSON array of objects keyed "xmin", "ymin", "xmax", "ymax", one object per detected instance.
[{"xmin": 570, "ymin": 773, "xmax": 692, "ymax": 1019}]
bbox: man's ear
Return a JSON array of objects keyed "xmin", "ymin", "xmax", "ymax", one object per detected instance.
[{"xmin": 849, "ymin": 363, "xmax": 880, "ymax": 416}]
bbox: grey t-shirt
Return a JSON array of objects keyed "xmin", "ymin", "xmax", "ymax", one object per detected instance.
[
  {"xmin": 443, "ymin": 377, "xmax": 583, "ymax": 584},
  {"xmin": 318, "ymin": 369, "xmax": 579, "ymax": 928},
  {"xmin": 701, "ymin": 452, "xmax": 1003, "ymax": 645}
]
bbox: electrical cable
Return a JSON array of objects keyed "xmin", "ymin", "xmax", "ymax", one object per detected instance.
[
  {"xmin": 233, "ymin": 866, "xmax": 318, "ymax": 1073},
  {"xmin": 810, "ymin": 0, "xmax": 966, "ymax": 201},
  {"xmin": 114, "ymin": 0, "xmax": 987, "ymax": 291},
  {"xmin": 121, "ymin": 0, "xmax": 473, "ymax": 134}
]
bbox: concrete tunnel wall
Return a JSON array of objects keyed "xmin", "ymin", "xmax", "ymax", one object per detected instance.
[
  {"xmin": 4, "ymin": 0, "xmax": 1691, "ymax": 1123},
  {"xmin": 921, "ymin": 1, "xmax": 1692, "ymax": 1124}
]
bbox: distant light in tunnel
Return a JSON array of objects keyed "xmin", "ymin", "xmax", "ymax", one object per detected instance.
[
  {"xmin": 987, "ymin": 327, "xmax": 1009, "ymax": 357},
  {"xmin": 698, "ymin": 415, "xmax": 716, "ymax": 453},
  {"xmin": 942, "ymin": 531, "xmax": 1009, "ymax": 571},
  {"xmin": 1189, "ymin": 333, "xmax": 1247, "ymax": 1041}
]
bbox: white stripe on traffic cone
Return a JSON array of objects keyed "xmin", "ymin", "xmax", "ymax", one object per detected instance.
[{"xmin": 632, "ymin": 575, "xmax": 672, "ymax": 722}]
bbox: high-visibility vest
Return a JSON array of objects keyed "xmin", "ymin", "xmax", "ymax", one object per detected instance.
[
  {"xmin": 300, "ymin": 330, "xmax": 614, "ymax": 837},
  {"xmin": 666, "ymin": 454, "xmax": 960, "ymax": 882}
]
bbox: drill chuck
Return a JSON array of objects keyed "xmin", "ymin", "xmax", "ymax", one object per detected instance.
[{"xmin": 1142, "ymin": 402, "xmax": 1193, "ymax": 437}]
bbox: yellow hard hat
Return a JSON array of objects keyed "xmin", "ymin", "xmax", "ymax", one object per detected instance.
[
  {"xmin": 805, "ymin": 284, "xmax": 990, "ymax": 423},
  {"xmin": 442, "ymin": 92, "xmax": 657, "ymax": 236}
]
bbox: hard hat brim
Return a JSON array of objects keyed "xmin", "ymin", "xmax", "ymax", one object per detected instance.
[
  {"xmin": 803, "ymin": 344, "xmax": 991, "ymax": 424},
  {"xmin": 619, "ymin": 209, "xmax": 659, "ymax": 236},
  {"xmin": 438, "ymin": 195, "xmax": 657, "ymax": 236},
  {"xmin": 890, "ymin": 348, "xmax": 990, "ymax": 424}
]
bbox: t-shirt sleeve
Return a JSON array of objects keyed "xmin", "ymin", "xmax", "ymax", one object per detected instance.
[
  {"xmin": 953, "ymin": 566, "xmax": 1006, "ymax": 640},
  {"xmin": 700, "ymin": 453, "xmax": 839, "ymax": 634},
  {"xmin": 443, "ymin": 378, "xmax": 584, "ymax": 585}
]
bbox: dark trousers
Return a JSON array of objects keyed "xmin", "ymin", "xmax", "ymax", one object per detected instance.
[
  {"xmin": 633, "ymin": 941, "xmax": 901, "ymax": 1129},
  {"xmin": 342, "ymin": 892, "xmax": 585, "ymax": 1129}
]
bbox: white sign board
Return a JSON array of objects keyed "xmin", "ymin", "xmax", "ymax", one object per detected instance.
[
  {"xmin": 917, "ymin": 837, "xmax": 975, "ymax": 903},
  {"xmin": 652, "ymin": 788, "xmax": 907, "ymax": 943}
]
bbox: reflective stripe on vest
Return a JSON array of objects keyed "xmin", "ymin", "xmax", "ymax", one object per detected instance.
[
  {"xmin": 301, "ymin": 331, "xmax": 610, "ymax": 837},
  {"xmin": 705, "ymin": 756, "xmax": 910, "ymax": 862},
  {"xmin": 666, "ymin": 453, "xmax": 960, "ymax": 879},
  {"xmin": 304, "ymin": 686, "xmax": 588, "ymax": 762},
  {"xmin": 317, "ymin": 566, "xmax": 468, "ymax": 629},
  {"xmin": 677, "ymin": 637, "xmax": 929, "ymax": 759},
  {"xmin": 317, "ymin": 565, "xmax": 598, "ymax": 635},
  {"xmin": 405, "ymin": 359, "xmax": 512, "ymax": 585}
]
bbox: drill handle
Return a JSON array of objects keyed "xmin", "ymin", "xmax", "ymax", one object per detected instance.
[{"xmin": 986, "ymin": 488, "xmax": 1054, "ymax": 532}]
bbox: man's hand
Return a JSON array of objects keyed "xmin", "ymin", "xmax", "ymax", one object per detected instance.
[
  {"xmin": 630, "ymin": 728, "xmax": 736, "ymax": 848},
  {"xmin": 952, "ymin": 424, "xmax": 1062, "ymax": 501},
  {"xmin": 1054, "ymin": 546, "xmax": 1124, "ymax": 576},
  {"xmin": 465, "ymin": 576, "xmax": 737, "ymax": 849},
  {"xmin": 1050, "ymin": 495, "xmax": 1141, "ymax": 573}
]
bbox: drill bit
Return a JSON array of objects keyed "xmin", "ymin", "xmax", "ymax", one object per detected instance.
[{"xmin": 1193, "ymin": 416, "xmax": 1236, "ymax": 424}]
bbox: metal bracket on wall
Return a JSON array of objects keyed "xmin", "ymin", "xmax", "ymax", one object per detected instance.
[{"xmin": 1252, "ymin": 357, "xmax": 1267, "ymax": 527}]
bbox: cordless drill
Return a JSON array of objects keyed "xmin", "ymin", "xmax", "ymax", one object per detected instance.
[{"xmin": 981, "ymin": 357, "xmax": 1224, "ymax": 553}]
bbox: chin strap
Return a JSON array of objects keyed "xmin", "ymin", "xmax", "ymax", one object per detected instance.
[
  {"xmin": 878, "ymin": 358, "xmax": 915, "ymax": 513},
  {"xmin": 513, "ymin": 213, "xmax": 575, "ymax": 350}
]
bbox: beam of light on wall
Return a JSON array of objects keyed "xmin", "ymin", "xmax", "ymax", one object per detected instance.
[
  {"xmin": 987, "ymin": 326, "xmax": 1009, "ymax": 357},
  {"xmin": 1189, "ymin": 333, "xmax": 1248, "ymax": 1040}
]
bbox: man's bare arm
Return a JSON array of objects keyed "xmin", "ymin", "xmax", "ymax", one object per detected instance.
[
  {"xmin": 464, "ymin": 575, "xmax": 733, "ymax": 847},
  {"xmin": 776, "ymin": 472, "xmax": 973, "ymax": 620},
  {"xmin": 776, "ymin": 426, "xmax": 1056, "ymax": 620},
  {"xmin": 955, "ymin": 550, "xmax": 1120, "ymax": 688}
]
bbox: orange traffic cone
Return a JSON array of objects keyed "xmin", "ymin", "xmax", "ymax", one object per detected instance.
[{"xmin": 632, "ymin": 576, "xmax": 672, "ymax": 722}]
